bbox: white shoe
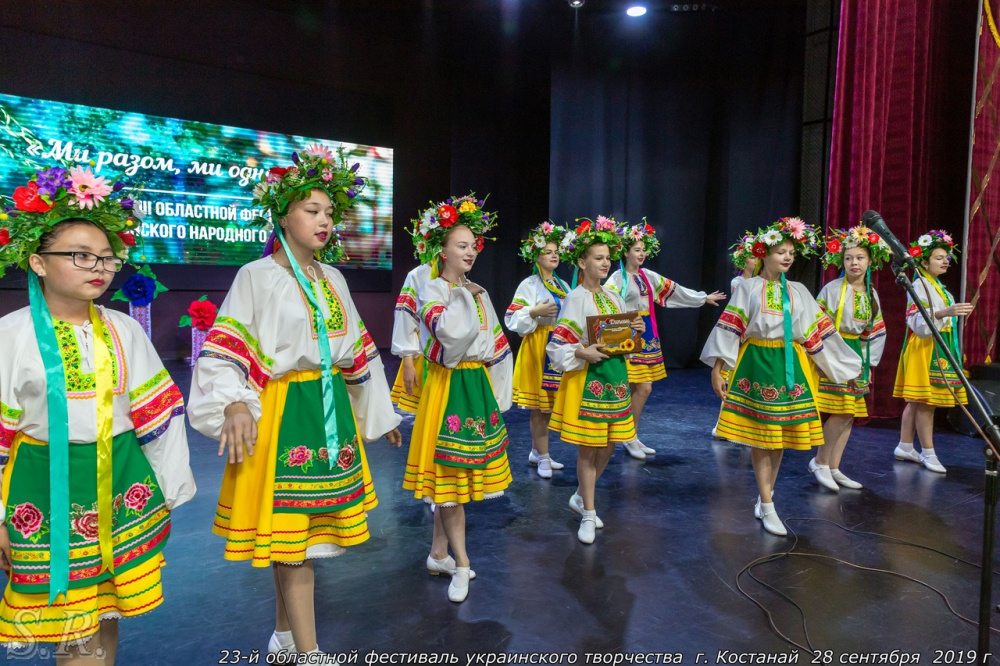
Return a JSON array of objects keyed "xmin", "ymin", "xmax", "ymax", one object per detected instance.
[
  {"xmin": 754, "ymin": 492, "xmax": 775, "ymax": 519},
  {"xmin": 537, "ymin": 457, "xmax": 553, "ymax": 479},
  {"xmin": 758, "ymin": 502, "xmax": 787, "ymax": 536},
  {"xmin": 529, "ymin": 449, "xmax": 565, "ymax": 470},
  {"xmin": 830, "ymin": 469, "xmax": 863, "ymax": 489},
  {"xmin": 636, "ymin": 438, "xmax": 656, "ymax": 455},
  {"xmin": 808, "ymin": 458, "xmax": 840, "ymax": 492},
  {"xmin": 894, "ymin": 445, "xmax": 921, "ymax": 463},
  {"xmin": 426, "ymin": 555, "xmax": 476, "ymax": 579},
  {"xmin": 578, "ymin": 512, "xmax": 597, "ymax": 544},
  {"xmin": 268, "ymin": 631, "xmax": 295, "ymax": 660},
  {"xmin": 448, "ymin": 567, "xmax": 471, "ymax": 602},
  {"xmin": 623, "ymin": 439, "xmax": 646, "ymax": 460},
  {"xmin": 568, "ymin": 493, "xmax": 604, "ymax": 529},
  {"xmin": 920, "ymin": 452, "xmax": 947, "ymax": 473}
]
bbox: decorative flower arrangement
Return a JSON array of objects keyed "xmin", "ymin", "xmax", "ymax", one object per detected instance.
[
  {"xmin": 178, "ymin": 295, "xmax": 218, "ymax": 330},
  {"xmin": 752, "ymin": 216, "xmax": 822, "ymax": 259},
  {"xmin": 907, "ymin": 229, "xmax": 959, "ymax": 263},
  {"xmin": 821, "ymin": 224, "xmax": 892, "ymax": 270},
  {"xmin": 408, "ymin": 193, "xmax": 497, "ymax": 264},
  {"xmin": 249, "ymin": 145, "xmax": 367, "ymax": 264},
  {"xmin": 729, "ymin": 231, "xmax": 758, "ymax": 270},
  {"xmin": 112, "ymin": 265, "xmax": 167, "ymax": 307},
  {"xmin": 518, "ymin": 221, "xmax": 569, "ymax": 263},
  {"xmin": 618, "ymin": 218, "xmax": 661, "ymax": 257},
  {"xmin": 559, "ymin": 215, "xmax": 626, "ymax": 263},
  {"xmin": 0, "ymin": 164, "xmax": 145, "ymax": 278}
]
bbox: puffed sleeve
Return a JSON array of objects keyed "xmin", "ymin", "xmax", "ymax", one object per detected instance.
[
  {"xmin": 123, "ymin": 315, "xmax": 197, "ymax": 510},
  {"xmin": 328, "ymin": 270, "xmax": 402, "ymax": 441},
  {"xmin": 906, "ymin": 279, "xmax": 946, "ymax": 338},
  {"xmin": 700, "ymin": 279, "xmax": 750, "ymax": 371},
  {"xmin": 504, "ymin": 277, "xmax": 541, "ymax": 336},
  {"xmin": 483, "ymin": 291, "xmax": 514, "ymax": 412},
  {"xmin": 863, "ymin": 289, "xmax": 887, "ymax": 367},
  {"xmin": 188, "ymin": 266, "xmax": 273, "ymax": 440},
  {"xmin": 419, "ymin": 279, "xmax": 482, "ymax": 368},
  {"xmin": 0, "ymin": 321, "xmax": 24, "ymax": 480},
  {"xmin": 645, "ymin": 269, "xmax": 708, "ymax": 308},
  {"xmin": 391, "ymin": 266, "xmax": 425, "ymax": 358},
  {"xmin": 546, "ymin": 290, "xmax": 588, "ymax": 374},
  {"xmin": 793, "ymin": 282, "xmax": 862, "ymax": 384}
]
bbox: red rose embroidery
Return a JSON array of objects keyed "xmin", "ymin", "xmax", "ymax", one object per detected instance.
[
  {"xmin": 760, "ymin": 387, "xmax": 780, "ymax": 402},
  {"xmin": 614, "ymin": 385, "xmax": 628, "ymax": 399},
  {"xmin": 752, "ymin": 241, "xmax": 767, "ymax": 258},
  {"xmin": 188, "ymin": 299, "xmax": 218, "ymax": 330},
  {"xmin": 588, "ymin": 380, "xmax": 604, "ymax": 397},
  {"xmin": 13, "ymin": 181, "xmax": 53, "ymax": 213},
  {"xmin": 337, "ymin": 444, "xmax": 355, "ymax": 470},
  {"xmin": 737, "ymin": 378, "xmax": 751, "ymax": 392},
  {"xmin": 475, "ymin": 422, "xmax": 486, "ymax": 437},
  {"xmin": 490, "ymin": 411, "xmax": 499, "ymax": 427},
  {"xmin": 437, "ymin": 205, "xmax": 458, "ymax": 227},
  {"xmin": 72, "ymin": 511, "xmax": 100, "ymax": 541},
  {"xmin": 790, "ymin": 384, "xmax": 804, "ymax": 398},
  {"xmin": 286, "ymin": 445, "xmax": 313, "ymax": 468},
  {"xmin": 10, "ymin": 502, "xmax": 43, "ymax": 539},
  {"xmin": 113, "ymin": 494, "xmax": 124, "ymax": 513},
  {"xmin": 124, "ymin": 482, "xmax": 154, "ymax": 512},
  {"xmin": 317, "ymin": 447, "xmax": 329, "ymax": 462}
]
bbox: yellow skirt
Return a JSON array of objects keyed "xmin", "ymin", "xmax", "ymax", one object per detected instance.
[
  {"xmin": 390, "ymin": 356, "xmax": 424, "ymax": 414},
  {"xmin": 815, "ymin": 391, "xmax": 869, "ymax": 417},
  {"xmin": 626, "ymin": 359, "xmax": 668, "ymax": 383},
  {"xmin": 513, "ymin": 326, "xmax": 556, "ymax": 412},
  {"xmin": 714, "ymin": 339, "xmax": 824, "ymax": 451},
  {"xmin": 403, "ymin": 361, "xmax": 512, "ymax": 505},
  {"xmin": 549, "ymin": 367, "xmax": 637, "ymax": 447},
  {"xmin": 213, "ymin": 369, "xmax": 378, "ymax": 567},
  {"xmin": 893, "ymin": 334, "xmax": 968, "ymax": 407}
]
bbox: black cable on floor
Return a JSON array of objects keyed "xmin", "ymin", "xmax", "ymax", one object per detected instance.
[{"xmin": 736, "ymin": 517, "xmax": 1000, "ymax": 660}]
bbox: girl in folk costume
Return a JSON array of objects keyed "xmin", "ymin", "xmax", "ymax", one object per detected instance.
[
  {"xmin": 605, "ymin": 220, "xmax": 726, "ymax": 460},
  {"xmin": 809, "ymin": 226, "xmax": 889, "ymax": 491},
  {"xmin": 505, "ymin": 222, "xmax": 572, "ymax": 479},
  {"xmin": 701, "ymin": 218, "xmax": 861, "ymax": 536},
  {"xmin": 402, "ymin": 195, "xmax": 513, "ymax": 603},
  {"xmin": 390, "ymin": 261, "xmax": 431, "ymax": 414},
  {"xmin": 547, "ymin": 218, "xmax": 644, "ymax": 545},
  {"xmin": 892, "ymin": 230, "xmax": 971, "ymax": 473},
  {"xmin": 188, "ymin": 147, "xmax": 402, "ymax": 659},
  {"xmin": 730, "ymin": 231, "xmax": 759, "ymax": 294},
  {"xmin": 0, "ymin": 166, "xmax": 195, "ymax": 659}
]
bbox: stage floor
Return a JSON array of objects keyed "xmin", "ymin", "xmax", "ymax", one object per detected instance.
[{"xmin": 17, "ymin": 359, "xmax": 999, "ymax": 663}]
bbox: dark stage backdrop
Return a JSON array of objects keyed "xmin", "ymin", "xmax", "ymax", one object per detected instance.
[{"xmin": 549, "ymin": 2, "xmax": 807, "ymax": 368}]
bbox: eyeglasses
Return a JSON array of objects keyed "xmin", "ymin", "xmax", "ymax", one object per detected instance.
[{"xmin": 36, "ymin": 251, "xmax": 125, "ymax": 273}]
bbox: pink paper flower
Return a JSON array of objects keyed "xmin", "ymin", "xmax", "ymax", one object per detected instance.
[
  {"xmin": 69, "ymin": 167, "xmax": 113, "ymax": 210},
  {"xmin": 784, "ymin": 217, "xmax": 806, "ymax": 240},
  {"xmin": 595, "ymin": 215, "xmax": 615, "ymax": 231},
  {"xmin": 541, "ymin": 222, "xmax": 554, "ymax": 234},
  {"xmin": 302, "ymin": 143, "xmax": 335, "ymax": 160}
]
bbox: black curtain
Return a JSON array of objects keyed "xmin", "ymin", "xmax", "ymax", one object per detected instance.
[{"xmin": 549, "ymin": 2, "xmax": 806, "ymax": 367}]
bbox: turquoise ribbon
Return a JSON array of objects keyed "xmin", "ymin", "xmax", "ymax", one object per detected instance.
[
  {"xmin": 27, "ymin": 272, "xmax": 70, "ymax": 604},
  {"xmin": 780, "ymin": 273, "xmax": 794, "ymax": 391},
  {"xmin": 572, "ymin": 266, "xmax": 579, "ymax": 289},
  {"xmin": 617, "ymin": 260, "xmax": 628, "ymax": 299},
  {"xmin": 273, "ymin": 226, "xmax": 340, "ymax": 467}
]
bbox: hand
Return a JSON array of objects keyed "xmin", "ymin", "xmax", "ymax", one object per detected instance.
[
  {"xmin": 219, "ymin": 402, "xmax": 258, "ymax": 464},
  {"xmin": 0, "ymin": 524, "xmax": 10, "ymax": 573},
  {"xmin": 847, "ymin": 378, "xmax": 860, "ymax": 391},
  {"xmin": 530, "ymin": 301, "xmax": 560, "ymax": 319},
  {"xmin": 939, "ymin": 303, "xmax": 973, "ymax": 318},
  {"xmin": 711, "ymin": 368, "xmax": 728, "ymax": 400},
  {"xmin": 464, "ymin": 281, "xmax": 485, "ymax": 297},
  {"xmin": 575, "ymin": 344, "xmax": 610, "ymax": 364},
  {"xmin": 705, "ymin": 291, "xmax": 727, "ymax": 307},
  {"xmin": 630, "ymin": 316, "xmax": 646, "ymax": 335},
  {"xmin": 402, "ymin": 356, "xmax": 419, "ymax": 395},
  {"xmin": 384, "ymin": 428, "xmax": 403, "ymax": 448}
]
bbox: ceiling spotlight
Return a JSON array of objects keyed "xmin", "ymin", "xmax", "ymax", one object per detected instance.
[
  {"xmin": 568, "ymin": 0, "xmax": 584, "ymax": 7},
  {"xmin": 626, "ymin": 5, "xmax": 647, "ymax": 15}
]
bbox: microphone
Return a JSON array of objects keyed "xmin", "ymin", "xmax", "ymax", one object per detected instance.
[{"xmin": 861, "ymin": 210, "xmax": 916, "ymax": 270}]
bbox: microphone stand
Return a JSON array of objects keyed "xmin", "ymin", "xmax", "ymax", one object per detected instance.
[{"xmin": 890, "ymin": 258, "xmax": 1000, "ymax": 663}]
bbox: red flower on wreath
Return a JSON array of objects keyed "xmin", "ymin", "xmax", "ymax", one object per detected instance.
[
  {"xmin": 751, "ymin": 241, "xmax": 767, "ymax": 258},
  {"xmin": 826, "ymin": 239, "xmax": 841, "ymax": 254},
  {"xmin": 908, "ymin": 246, "xmax": 923, "ymax": 257},
  {"xmin": 588, "ymin": 379, "xmax": 604, "ymax": 397},
  {"xmin": 577, "ymin": 220, "xmax": 592, "ymax": 234},
  {"xmin": 13, "ymin": 181, "xmax": 53, "ymax": 213},
  {"xmin": 72, "ymin": 511, "xmax": 100, "ymax": 541},
  {"xmin": 118, "ymin": 231, "xmax": 136, "ymax": 247},
  {"xmin": 475, "ymin": 236, "xmax": 485, "ymax": 252},
  {"xmin": 10, "ymin": 502, "xmax": 43, "ymax": 539},
  {"xmin": 269, "ymin": 166, "xmax": 291, "ymax": 178},
  {"xmin": 737, "ymin": 378, "xmax": 751, "ymax": 392},
  {"xmin": 0, "ymin": 228, "xmax": 9, "ymax": 246},
  {"xmin": 124, "ymin": 482, "xmax": 154, "ymax": 512},
  {"xmin": 437, "ymin": 204, "xmax": 458, "ymax": 227},
  {"xmin": 867, "ymin": 233, "xmax": 880, "ymax": 244},
  {"xmin": 644, "ymin": 224, "xmax": 655, "ymax": 234},
  {"xmin": 337, "ymin": 443, "xmax": 356, "ymax": 470}
]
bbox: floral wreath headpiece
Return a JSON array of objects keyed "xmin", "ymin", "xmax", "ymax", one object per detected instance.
[
  {"xmin": 907, "ymin": 229, "xmax": 959, "ymax": 263},
  {"xmin": 408, "ymin": 193, "xmax": 497, "ymax": 264},
  {"xmin": 619, "ymin": 218, "xmax": 661, "ymax": 258},
  {"xmin": 729, "ymin": 231, "xmax": 758, "ymax": 270},
  {"xmin": 559, "ymin": 215, "xmax": 625, "ymax": 264},
  {"xmin": 0, "ymin": 164, "xmax": 144, "ymax": 278},
  {"xmin": 750, "ymin": 216, "xmax": 822, "ymax": 262},
  {"xmin": 519, "ymin": 221, "xmax": 569, "ymax": 263},
  {"xmin": 250, "ymin": 144, "xmax": 367, "ymax": 264},
  {"xmin": 822, "ymin": 224, "xmax": 892, "ymax": 270}
]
